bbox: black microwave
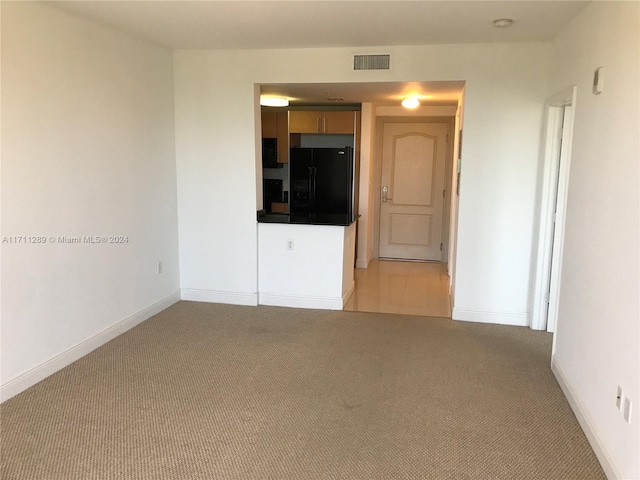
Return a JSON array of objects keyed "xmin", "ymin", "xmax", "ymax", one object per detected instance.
[{"xmin": 262, "ymin": 138, "xmax": 282, "ymax": 168}]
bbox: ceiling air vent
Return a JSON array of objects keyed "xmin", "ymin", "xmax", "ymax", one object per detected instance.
[{"xmin": 353, "ymin": 54, "xmax": 391, "ymax": 71}]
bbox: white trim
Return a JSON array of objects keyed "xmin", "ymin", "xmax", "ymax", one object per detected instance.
[
  {"xmin": 181, "ymin": 288, "xmax": 258, "ymax": 306},
  {"xmin": 531, "ymin": 86, "xmax": 577, "ymax": 332},
  {"xmin": 259, "ymin": 292, "xmax": 344, "ymax": 310},
  {"xmin": 530, "ymin": 104, "xmax": 564, "ymax": 330},
  {"xmin": 342, "ymin": 280, "xmax": 355, "ymax": 307},
  {"xmin": 552, "ymin": 358, "xmax": 621, "ymax": 479},
  {"xmin": 546, "ymin": 100, "xmax": 575, "ymax": 334},
  {"xmin": 0, "ymin": 290, "xmax": 181, "ymax": 403},
  {"xmin": 452, "ymin": 308, "xmax": 528, "ymax": 326},
  {"xmin": 355, "ymin": 258, "xmax": 370, "ymax": 269}
]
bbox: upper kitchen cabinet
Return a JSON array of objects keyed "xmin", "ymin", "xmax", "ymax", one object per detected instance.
[
  {"xmin": 289, "ymin": 111, "xmax": 355, "ymax": 134},
  {"xmin": 261, "ymin": 111, "xmax": 289, "ymax": 164},
  {"xmin": 261, "ymin": 112, "xmax": 278, "ymax": 138}
]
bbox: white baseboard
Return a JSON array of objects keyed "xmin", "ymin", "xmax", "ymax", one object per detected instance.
[
  {"xmin": 452, "ymin": 308, "xmax": 528, "ymax": 326},
  {"xmin": 355, "ymin": 258, "xmax": 369, "ymax": 269},
  {"xmin": 552, "ymin": 358, "xmax": 621, "ymax": 479},
  {"xmin": 342, "ymin": 281, "xmax": 355, "ymax": 307},
  {"xmin": 181, "ymin": 288, "xmax": 258, "ymax": 306},
  {"xmin": 1, "ymin": 290, "xmax": 181, "ymax": 403},
  {"xmin": 356, "ymin": 251, "xmax": 374, "ymax": 269},
  {"xmin": 259, "ymin": 292, "xmax": 343, "ymax": 310}
]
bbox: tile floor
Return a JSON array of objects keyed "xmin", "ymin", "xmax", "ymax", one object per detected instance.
[{"xmin": 344, "ymin": 259, "xmax": 452, "ymax": 317}]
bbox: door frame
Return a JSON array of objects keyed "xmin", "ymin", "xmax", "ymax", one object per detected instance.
[
  {"xmin": 530, "ymin": 86, "xmax": 577, "ymax": 332},
  {"xmin": 372, "ymin": 116, "xmax": 455, "ymax": 262}
]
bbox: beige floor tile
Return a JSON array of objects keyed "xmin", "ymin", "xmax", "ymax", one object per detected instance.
[
  {"xmin": 346, "ymin": 259, "xmax": 452, "ymax": 318},
  {"xmin": 399, "ymin": 304, "xmax": 451, "ymax": 317}
]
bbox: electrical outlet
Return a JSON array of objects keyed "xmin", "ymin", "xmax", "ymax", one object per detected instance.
[
  {"xmin": 616, "ymin": 386, "xmax": 623, "ymax": 411},
  {"xmin": 623, "ymin": 397, "xmax": 632, "ymax": 424},
  {"xmin": 287, "ymin": 239, "xmax": 294, "ymax": 250},
  {"xmin": 157, "ymin": 261, "xmax": 163, "ymax": 274}
]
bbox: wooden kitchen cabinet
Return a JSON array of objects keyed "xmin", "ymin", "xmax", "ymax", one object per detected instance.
[
  {"xmin": 289, "ymin": 110, "xmax": 355, "ymax": 134},
  {"xmin": 261, "ymin": 112, "xmax": 278, "ymax": 138},
  {"xmin": 261, "ymin": 110, "xmax": 289, "ymax": 163},
  {"xmin": 271, "ymin": 202, "xmax": 289, "ymax": 213},
  {"xmin": 322, "ymin": 111, "xmax": 356, "ymax": 134},
  {"xmin": 288, "ymin": 111, "xmax": 319, "ymax": 134}
]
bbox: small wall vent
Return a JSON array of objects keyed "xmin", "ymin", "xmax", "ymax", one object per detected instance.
[{"xmin": 353, "ymin": 54, "xmax": 391, "ymax": 71}]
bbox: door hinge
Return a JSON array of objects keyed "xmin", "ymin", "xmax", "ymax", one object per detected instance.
[
  {"xmin": 440, "ymin": 243, "xmax": 443, "ymax": 251},
  {"xmin": 442, "ymin": 189, "xmax": 446, "ymax": 198}
]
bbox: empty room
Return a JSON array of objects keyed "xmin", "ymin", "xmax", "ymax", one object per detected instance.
[{"xmin": 1, "ymin": 1, "xmax": 638, "ymax": 479}]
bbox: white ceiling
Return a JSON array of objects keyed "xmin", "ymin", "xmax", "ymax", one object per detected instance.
[
  {"xmin": 55, "ymin": 1, "xmax": 589, "ymax": 50},
  {"xmin": 52, "ymin": 0, "xmax": 589, "ymax": 106}
]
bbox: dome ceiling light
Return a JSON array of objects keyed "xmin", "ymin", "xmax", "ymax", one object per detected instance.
[
  {"xmin": 260, "ymin": 96, "xmax": 289, "ymax": 107},
  {"xmin": 401, "ymin": 97, "xmax": 420, "ymax": 109}
]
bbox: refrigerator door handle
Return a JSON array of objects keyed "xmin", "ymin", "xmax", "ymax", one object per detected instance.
[{"xmin": 311, "ymin": 167, "xmax": 317, "ymax": 211}]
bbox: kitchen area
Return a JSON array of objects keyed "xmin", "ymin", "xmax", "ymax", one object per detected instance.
[
  {"xmin": 260, "ymin": 108, "xmax": 360, "ymax": 219},
  {"xmin": 258, "ymin": 106, "xmax": 362, "ymax": 310}
]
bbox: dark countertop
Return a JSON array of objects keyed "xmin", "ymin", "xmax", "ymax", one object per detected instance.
[{"xmin": 257, "ymin": 211, "xmax": 358, "ymax": 227}]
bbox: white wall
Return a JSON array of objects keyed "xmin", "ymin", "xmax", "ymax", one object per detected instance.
[
  {"xmin": 173, "ymin": 52, "xmax": 260, "ymax": 306},
  {"xmin": 356, "ymin": 102, "xmax": 376, "ymax": 268},
  {"xmin": 257, "ymin": 223, "xmax": 355, "ymax": 310},
  {"xmin": 341, "ymin": 223, "xmax": 356, "ymax": 297},
  {"xmin": 548, "ymin": 2, "xmax": 639, "ymax": 478},
  {"xmin": 1, "ymin": 3, "xmax": 180, "ymax": 400},
  {"xmin": 375, "ymin": 105, "xmax": 457, "ymax": 117},
  {"xmin": 173, "ymin": 43, "xmax": 551, "ymax": 326}
]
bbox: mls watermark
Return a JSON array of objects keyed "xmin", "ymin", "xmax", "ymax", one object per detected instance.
[{"xmin": 2, "ymin": 235, "xmax": 129, "ymax": 245}]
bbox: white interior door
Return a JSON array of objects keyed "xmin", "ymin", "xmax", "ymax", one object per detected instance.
[
  {"xmin": 531, "ymin": 86, "xmax": 576, "ymax": 333},
  {"xmin": 379, "ymin": 122, "xmax": 448, "ymax": 261}
]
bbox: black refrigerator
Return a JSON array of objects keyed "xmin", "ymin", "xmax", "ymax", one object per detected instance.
[{"xmin": 290, "ymin": 147, "xmax": 354, "ymax": 221}]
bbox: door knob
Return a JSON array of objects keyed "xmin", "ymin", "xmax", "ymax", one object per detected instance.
[{"xmin": 382, "ymin": 186, "xmax": 389, "ymax": 202}]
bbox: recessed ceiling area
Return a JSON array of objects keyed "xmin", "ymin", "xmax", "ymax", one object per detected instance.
[{"xmin": 260, "ymin": 81, "xmax": 465, "ymax": 107}]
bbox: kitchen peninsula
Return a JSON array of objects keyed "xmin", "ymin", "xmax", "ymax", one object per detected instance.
[
  {"xmin": 257, "ymin": 144, "xmax": 357, "ymax": 311},
  {"xmin": 257, "ymin": 217, "xmax": 356, "ymax": 310},
  {"xmin": 258, "ymin": 106, "xmax": 361, "ymax": 310}
]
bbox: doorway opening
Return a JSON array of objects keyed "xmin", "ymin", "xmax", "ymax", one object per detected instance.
[
  {"xmin": 373, "ymin": 117, "xmax": 456, "ymax": 264},
  {"xmin": 345, "ymin": 115, "xmax": 458, "ymax": 317},
  {"xmin": 376, "ymin": 119, "xmax": 454, "ymax": 262},
  {"xmin": 531, "ymin": 87, "xmax": 577, "ymax": 332}
]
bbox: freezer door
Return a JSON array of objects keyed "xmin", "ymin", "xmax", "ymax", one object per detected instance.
[
  {"xmin": 289, "ymin": 148, "xmax": 313, "ymax": 215},
  {"xmin": 312, "ymin": 147, "xmax": 353, "ymax": 216}
]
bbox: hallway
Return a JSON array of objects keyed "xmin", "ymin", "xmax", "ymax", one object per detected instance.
[{"xmin": 344, "ymin": 260, "xmax": 452, "ymax": 317}]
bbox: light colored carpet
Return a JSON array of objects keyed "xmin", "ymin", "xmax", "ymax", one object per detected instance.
[{"xmin": 1, "ymin": 301, "xmax": 604, "ymax": 479}]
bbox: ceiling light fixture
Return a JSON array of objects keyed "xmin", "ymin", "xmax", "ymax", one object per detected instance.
[
  {"xmin": 401, "ymin": 97, "xmax": 420, "ymax": 109},
  {"xmin": 260, "ymin": 96, "xmax": 289, "ymax": 107},
  {"xmin": 493, "ymin": 18, "xmax": 514, "ymax": 28}
]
